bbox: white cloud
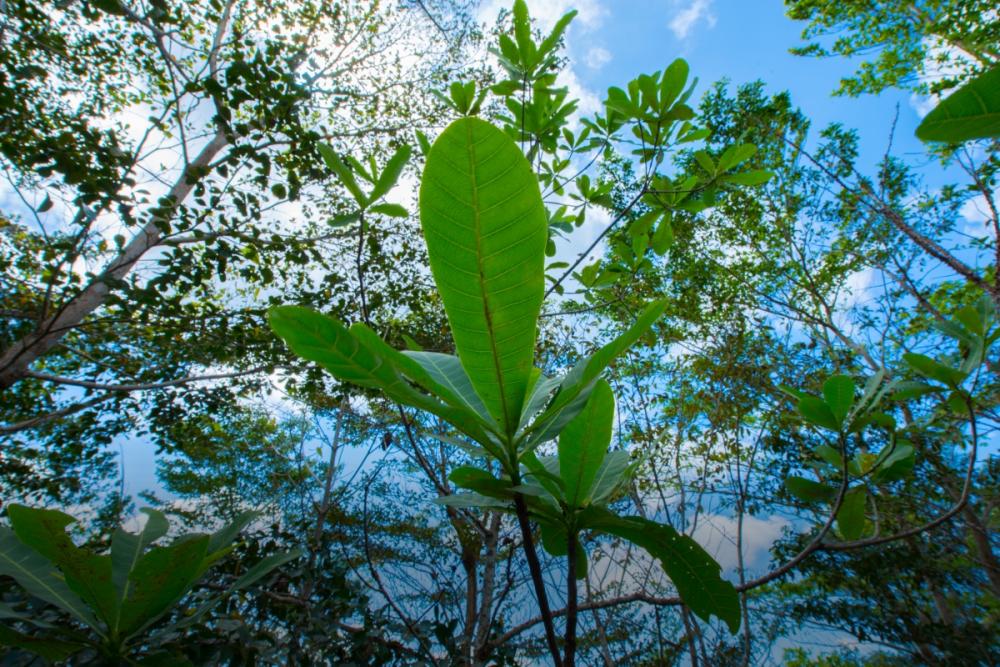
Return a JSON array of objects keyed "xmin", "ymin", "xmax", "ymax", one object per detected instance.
[
  {"xmin": 585, "ymin": 46, "xmax": 612, "ymax": 70},
  {"xmin": 961, "ymin": 191, "xmax": 997, "ymax": 225},
  {"xmin": 478, "ymin": 0, "xmax": 608, "ymax": 33},
  {"xmin": 834, "ymin": 267, "xmax": 879, "ymax": 338},
  {"xmin": 961, "ymin": 190, "xmax": 999, "ymax": 239},
  {"xmin": 909, "ymin": 36, "xmax": 976, "ymax": 117},
  {"xmin": 690, "ymin": 513, "xmax": 789, "ymax": 572},
  {"xmin": 668, "ymin": 0, "xmax": 717, "ymax": 40},
  {"xmin": 559, "ymin": 65, "xmax": 603, "ymax": 117}
]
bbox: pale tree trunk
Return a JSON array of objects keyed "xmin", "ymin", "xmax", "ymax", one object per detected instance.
[{"xmin": 0, "ymin": 131, "xmax": 228, "ymax": 390}]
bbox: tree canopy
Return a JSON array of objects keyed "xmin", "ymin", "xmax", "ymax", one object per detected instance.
[{"xmin": 1, "ymin": 0, "xmax": 998, "ymax": 665}]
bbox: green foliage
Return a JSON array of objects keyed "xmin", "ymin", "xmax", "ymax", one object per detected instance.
[
  {"xmin": 580, "ymin": 509, "xmax": 741, "ymax": 633},
  {"xmin": 785, "ymin": 0, "xmax": 1000, "ymax": 96},
  {"xmin": 780, "ymin": 296, "xmax": 997, "ymax": 546},
  {"xmin": 271, "ymin": 108, "xmax": 740, "ymax": 658},
  {"xmin": 6, "ymin": 0, "xmax": 1000, "ymax": 662},
  {"xmin": 0, "ymin": 505, "xmax": 299, "ymax": 662},
  {"xmin": 557, "ymin": 380, "xmax": 615, "ymax": 507},
  {"xmin": 318, "ymin": 143, "xmax": 412, "ymax": 222},
  {"xmin": 0, "ymin": 0, "xmax": 465, "ymax": 505}
]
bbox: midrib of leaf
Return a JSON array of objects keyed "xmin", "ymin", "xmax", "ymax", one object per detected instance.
[
  {"xmin": 111, "ymin": 533, "xmax": 146, "ymax": 635},
  {"xmin": 465, "ymin": 121, "xmax": 513, "ymax": 438}
]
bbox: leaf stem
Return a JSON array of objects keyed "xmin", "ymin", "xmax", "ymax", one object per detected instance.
[
  {"xmin": 565, "ymin": 529, "xmax": 578, "ymax": 667},
  {"xmin": 512, "ymin": 491, "xmax": 563, "ymax": 667}
]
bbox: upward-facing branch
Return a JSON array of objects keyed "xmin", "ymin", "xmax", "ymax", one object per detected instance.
[{"xmin": 0, "ymin": 130, "xmax": 229, "ymax": 390}]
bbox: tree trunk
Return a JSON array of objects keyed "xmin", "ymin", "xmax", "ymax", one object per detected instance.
[{"xmin": 0, "ymin": 131, "xmax": 228, "ymax": 390}]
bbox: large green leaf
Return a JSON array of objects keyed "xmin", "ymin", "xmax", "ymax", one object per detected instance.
[
  {"xmin": 206, "ymin": 511, "xmax": 257, "ymax": 555},
  {"xmin": 268, "ymin": 307, "xmax": 500, "ymax": 449},
  {"xmin": 520, "ymin": 298, "xmax": 668, "ymax": 446},
  {"xmin": 538, "ymin": 522, "xmax": 587, "ymax": 579},
  {"xmin": 875, "ymin": 443, "xmax": 915, "ymax": 483},
  {"xmin": 118, "ymin": 536, "xmax": 209, "ymax": 639},
  {"xmin": 588, "ymin": 451, "xmax": 633, "ymax": 505},
  {"xmin": 230, "ymin": 548, "xmax": 301, "ymax": 591},
  {"xmin": 558, "ymin": 379, "xmax": 614, "ymax": 506},
  {"xmin": 0, "ymin": 625, "xmax": 86, "ymax": 662},
  {"xmin": 7, "ymin": 505, "xmax": 117, "ymax": 629},
  {"xmin": 419, "ymin": 117, "xmax": 548, "ymax": 436},
  {"xmin": 517, "ymin": 370, "xmax": 561, "ymax": 430},
  {"xmin": 521, "ymin": 450, "xmax": 566, "ymax": 502},
  {"xmin": 197, "ymin": 510, "xmax": 259, "ymax": 576},
  {"xmin": 822, "ymin": 375, "xmax": 855, "ymax": 426},
  {"xmin": 448, "ymin": 466, "xmax": 514, "ymax": 499},
  {"xmin": 785, "ymin": 476, "xmax": 836, "ymax": 503},
  {"xmin": 110, "ymin": 509, "xmax": 169, "ymax": 632},
  {"xmin": 0, "ymin": 528, "xmax": 99, "ymax": 630},
  {"xmin": 0, "ymin": 602, "xmax": 55, "ymax": 627},
  {"xmin": 581, "ymin": 509, "xmax": 740, "ymax": 633},
  {"xmin": 796, "ymin": 395, "xmax": 839, "ymax": 431},
  {"xmin": 511, "ymin": 0, "xmax": 534, "ymax": 66},
  {"xmin": 836, "ymin": 486, "xmax": 867, "ymax": 541},
  {"xmin": 916, "ymin": 65, "xmax": 1000, "ymax": 142},
  {"xmin": 903, "ymin": 352, "xmax": 967, "ymax": 387},
  {"xmin": 170, "ymin": 548, "xmax": 303, "ymax": 631},
  {"xmin": 403, "ymin": 351, "xmax": 492, "ymax": 421}
]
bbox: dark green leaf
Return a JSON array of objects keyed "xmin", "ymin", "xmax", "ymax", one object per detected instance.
[
  {"xmin": 813, "ymin": 444, "xmax": 844, "ymax": 469},
  {"xmin": 368, "ymin": 203, "xmax": 409, "ymax": 218},
  {"xmin": 118, "ymin": 536, "xmax": 209, "ymax": 639},
  {"xmin": 725, "ymin": 170, "xmax": 773, "ymax": 186},
  {"xmin": 0, "ymin": 626, "xmax": 85, "ymax": 662},
  {"xmin": 890, "ymin": 380, "xmax": 944, "ymax": 400},
  {"xmin": 582, "ymin": 510, "xmax": 740, "ymax": 633},
  {"xmin": 0, "ymin": 528, "xmax": 99, "ymax": 630},
  {"xmin": 903, "ymin": 352, "xmax": 967, "ymax": 387},
  {"xmin": 7, "ymin": 505, "xmax": 117, "ymax": 628},
  {"xmin": 874, "ymin": 443, "xmax": 915, "ymax": 483},
  {"xmin": 785, "ymin": 476, "xmax": 836, "ymax": 503},
  {"xmin": 822, "ymin": 375, "xmax": 855, "ymax": 425},
  {"xmin": 329, "ymin": 212, "xmax": 361, "ymax": 227},
  {"xmin": 558, "ymin": 380, "xmax": 614, "ymax": 507},
  {"xmin": 796, "ymin": 395, "xmax": 839, "ymax": 431},
  {"xmin": 110, "ymin": 508, "xmax": 169, "ymax": 631},
  {"xmin": 433, "ymin": 493, "xmax": 512, "ymax": 509},
  {"xmin": 538, "ymin": 523, "xmax": 587, "ymax": 579},
  {"xmin": 836, "ymin": 486, "xmax": 867, "ymax": 540},
  {"xmin": 369, "ymin": 145, "xmax": 412, "ymax": 203},
  {"xmin": 717, "ymin": 143, "xmax": 756, "ymax": 171},
  {"xmin": 449, "ymin": 466, "xmax": 513, "ymax": 499},
  {"xmin": 916, "ymin": 65, "xmax": 1000, "ymax": 142},
  {"xmin": 318, "ymin": 144, "xmax": 367, "ymax": 205}
]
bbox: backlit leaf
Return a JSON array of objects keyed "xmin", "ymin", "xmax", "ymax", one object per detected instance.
[{"xmin": 420, "ymin": 118, "xmax": 548, "ymax": 435}]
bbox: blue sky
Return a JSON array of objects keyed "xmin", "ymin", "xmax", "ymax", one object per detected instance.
[{"xmin": 499, "ymin": 0, "xmax": 930, "ymax": 174}]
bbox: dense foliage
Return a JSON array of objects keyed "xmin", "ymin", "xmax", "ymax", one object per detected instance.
[{"xmin": 1, "ymin": 0, "xmax": 998, "ymax": 665}]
